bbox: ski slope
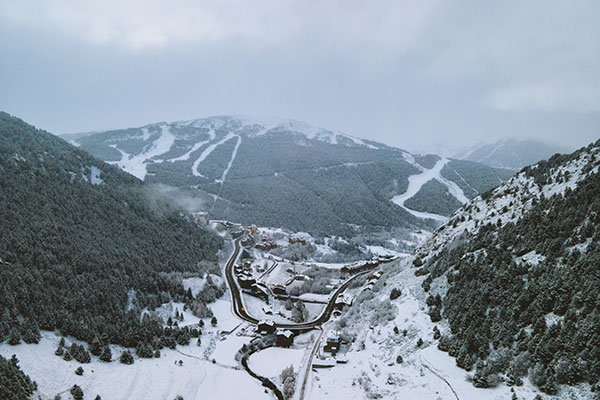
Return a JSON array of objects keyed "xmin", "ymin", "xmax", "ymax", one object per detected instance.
[
  {"xmin": 192, "ymin": 133, "xmax": 237, "ymax": 177},
  {"xmin": 109, "ymin": 125, "xmax": 175, "ymax": 180},
  {"xmin": 391, "ymin": 158, "xmax": 468, "ymax": 221},
  {"xmin": 216, "ymin": 135, "xmax": 241, "ymax": 183}
]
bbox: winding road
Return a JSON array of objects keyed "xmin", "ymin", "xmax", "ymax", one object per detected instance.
[{"xmin": 224, "ymin": 238, "xmax": 370, "ymax": 330}]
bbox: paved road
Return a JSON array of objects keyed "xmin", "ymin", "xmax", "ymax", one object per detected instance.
[{"xmin": 224, "ymin": 238, "xmax": 370, "ymax": 330}]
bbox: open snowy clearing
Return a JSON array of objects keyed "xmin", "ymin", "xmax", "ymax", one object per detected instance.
[
  {"xmin": 0, "ymin": 332, "xmax": 268, "ymax": 400},
  {"xmin": 248, "ymin": 347, "xmax": 305, "ymax": 378}
]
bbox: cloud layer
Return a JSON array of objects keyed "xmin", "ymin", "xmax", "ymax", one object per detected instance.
[{"xmin": 1, "ymin": 0, "xmax": 599, "ymax": 151}]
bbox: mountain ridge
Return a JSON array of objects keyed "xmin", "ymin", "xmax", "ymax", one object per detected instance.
[{"xmin": 71, "ymin": 115, "xmax": 510, "ymax": 236}]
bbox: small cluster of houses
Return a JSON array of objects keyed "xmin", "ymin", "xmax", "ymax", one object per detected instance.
[
  {"xmin": 363, "ymin": 270, "xmax": 383, "ymax": 291},
  {"xmin": 235, "ymin": 261, "xmax": 256, "ymax": 289},
  {"xmin": 256, "ymin": 320, "xmax": 294, "ymax": 347},
  {"xmin": 255, "ymin": 238, "xmax": 277, "ymax": 251},
  {"xmin": 341, "ymin": 259, "xmax": 379, "ymax": 274},
  {"xmin": 288, "ymin": 235, "xmax": 307, "ymax": 245}
]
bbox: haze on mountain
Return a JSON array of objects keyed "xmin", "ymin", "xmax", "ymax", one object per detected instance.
[{"xmin": 454, "ymin": 138, "xmax": 573, "ymax": 171}]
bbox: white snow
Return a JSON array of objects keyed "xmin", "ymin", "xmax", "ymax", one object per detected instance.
[
  {"xmin": 248, "ymin": 347, "xmax": 304, "ymax": 378},
  {"xmin": 90, "ymin": 166, "xmax": 103, "ymax": 185},
  {"xmin": 417, "ymin": 146, "xmax": 600, "ymax": 261},
  {"xmin": 215, "ymin": 135, "xmax": 241, "ymax": 183},
  {"xmin": 168, "ymin": 140, "xmax": 209, "ymax": 162},
  {"xmin": 366, "ymin": 245, "xmax": 410, "ymax": 258},
  {"xmin": 0, "ymin": 332, "xmax": 269, "ymax": 400},
  {"xmin": 109, "ymin": 125, "xmax": 175, "ymax": 180},
  {"xmin": 182, "ymin": 274, "xmax": 224, "ymax": 297},
  {"xmin": 192, "ymin": 132, "xmax": 237, "ymax": 177},
  {"xmin": 391, "ymin": 157, "xmax": 469, "ymax": 222}
]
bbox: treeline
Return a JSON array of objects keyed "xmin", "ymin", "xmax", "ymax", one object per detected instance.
[
  {"xmin": 0, "ymin": 112, "xmax": 222, "ymax": 348},
  {"xmin": 0, "ymin": 354, "xmax": 36, "ymax": 400},
  {"xmin": 421, "ymin": 145, "xmax": 600, "ymax": 394}
]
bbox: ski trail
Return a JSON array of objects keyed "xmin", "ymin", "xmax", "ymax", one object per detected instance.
[
  {"xmin": 109, "ymin": 125, "xmax": 175, "ymax": 180},
  {"xmin": 192, "ymin": 132, "xmax": 236, "ymax": 177},
  {"xmin": 391, "ymin": 157, "xmax": 469, "ymax": 221},
  {"xmin": 216, "ymin": 135, "xmax": 241, "ymax": 183},
  {"xmin": 168, "ymin": 140, "xmax": 209, "ymax": 162}
]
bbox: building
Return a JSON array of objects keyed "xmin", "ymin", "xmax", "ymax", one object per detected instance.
[
  {"xmin": 255, "ymin": 239, "xmax": 277, "ymax": 251},
  {"xmin": 276, "ymin": 329, "xmax": 294, "ymax": 347},
  {"xmin": 272, "ymin": 284, "xmax": 287, "ymax": 295},
  {"xmin": 192, "ymin": 212, "xmax": 209, "ymax": 225},
  {"xmin": 257, "ymin": 320, "xmax": 276, "ymax": 335},
  {"xmin": 238, "ymin": 275, "xmax": 256, "ymax": 289},
  {"xmin": 334, "ymin": 294, "xmax": 353, "ymax": 310},
  {"xmin": 324, "ymin": 335, "xmax": 341, "ymax": 355},
  {"xmin": 241, "ymin": 235, "xmax": 255, "ymax": 247}
]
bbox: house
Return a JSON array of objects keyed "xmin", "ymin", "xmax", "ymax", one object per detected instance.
[
  {"xmin": 334, "ymin": 294, "xmax": 353, "ymax": 310},
  {"xmin": 276, "ymin": 329, "xmax": 294, "ymax": 347},
  {"xmin": 272, "ymin": 284, "xmax": 287, "ymax": 295},
  {"xmin": 257, "ymin": 320, "xmax": 276, "ymax": 335},
  {"xmin": 324, "ymin": 335, "xmax": 341, "ymax": 355},
  {"xmin": 255, "ymin": 239, "xmax": 277, "ymax": 251},
  {"xmin": 241, "ymin": 235, "xmax": 255, "ymax": 247},
  {"xmin": 238, "ymin": 275, "xmax": 256, "ymax": 289}
]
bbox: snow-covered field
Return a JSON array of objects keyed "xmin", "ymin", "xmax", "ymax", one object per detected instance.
[
  {"xmin": 248, "ymin": 347, "xmax": 304, "ymax": 378},
  {"xmin": 0, "ymin": 294, "xmax": 269, "ymax": 400},
  {"xmin": 0, "ymin": 331, "xmax": 268, "ymax": 400}
]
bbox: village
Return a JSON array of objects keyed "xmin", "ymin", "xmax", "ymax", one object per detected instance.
[{"xmin": 199, "ymin": 215, "xmax": 397, "ymax": 392}]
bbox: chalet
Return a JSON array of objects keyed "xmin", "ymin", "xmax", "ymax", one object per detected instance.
[
  {"xmin": 238, "ymin": 275, "xmax": 256, "ymax": 289},
  {"xmin": 272, "ymin": 284, "xmax": 287, "ymax": 295},
  {"xmin": 276, "ymin": 329, "xmax": 294, "ymax": 347},
  {"xmin": 257, "ymin": 319, "xmax": 276, "ymax": 335},
  {"xmin": 369, "ymin": 270, "xmax": 383, "ymax": 280},
  {"xmin": 289, "ymin": 236, "xmax": 307, "ymax": 245},
  {"xmin": 324, "ymin": 335, "xmax": 341, "ymax": 355},
  {"xmin": 255, "ymin": 239, "xmax": 277, "ymax": 251},
  {"xmin": 241, "ymin": 235, "xmax": 255, "ymax": 247},
  {"xmin": 334, "ymin": 294, "xmax": 353, "ymax": 310},
  {"xmin": 262, "ymin": 306, "xmax": 273, "ymax": 315}
]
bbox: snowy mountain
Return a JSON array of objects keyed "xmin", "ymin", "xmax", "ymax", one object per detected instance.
[
  {"xmin": 0, "ymin": 111, "xmax": 222, "ymax": 354},
  {"xmin": 70, "ymin": 116, "xmax": 510, "ymax": 236},
  {"xmin": 455, "ymin": 138, "xmax": 571, "ymax": 171},
  {"xmin": 411, "ymin": 140, "xmax": 600, "ymax": 395}
]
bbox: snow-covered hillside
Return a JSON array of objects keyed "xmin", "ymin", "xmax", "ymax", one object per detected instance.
[
  {"xmin": 417, "ymin": 143, "xmax": 600, "ymax": 260},
  {"xmin": 71, "ymin": 116, "xmax": 508, "ymax": 236}
]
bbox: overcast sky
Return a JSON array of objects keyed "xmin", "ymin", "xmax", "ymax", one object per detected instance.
[{"xmin": 1, "ymin": 0, "xmax": 599, "ymax": 153}]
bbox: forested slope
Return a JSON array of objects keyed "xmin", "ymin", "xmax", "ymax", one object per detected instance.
[
  {"xmin": 0, "ymin": 112, "xmax": 222, "ymax": 348},
  {"xmin": 416, "ymin": 141, "xmax": 600, "ymax": 394}
]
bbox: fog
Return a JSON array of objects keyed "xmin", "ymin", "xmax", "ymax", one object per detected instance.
[{"xmin": 1, "ymin": 1, "xmax": 599, "ymax": 153}]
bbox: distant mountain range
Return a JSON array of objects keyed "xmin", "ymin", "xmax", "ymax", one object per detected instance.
[
  {"xmin": 454, "ymin": 138, "xmax": 571, "ymax": 171},
  {"xmin": 67, "ymin": 116, "xmax": 511, "ymax": 236}
]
